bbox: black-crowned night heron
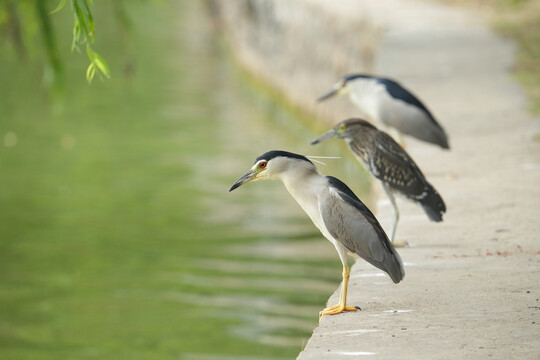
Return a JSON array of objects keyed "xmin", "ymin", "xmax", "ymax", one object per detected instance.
[
  {"xmin": 229, "ymin": 150, "xmax": 404, "ymax": 320},
  {"xmin": 311, "ymin": 119, "xmax": 446, "ymax": 247},
  {"xmin": 318, "ymin": 74, "xmax": 450, "ymax": 149}
]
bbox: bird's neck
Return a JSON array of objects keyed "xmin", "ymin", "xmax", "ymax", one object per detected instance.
[
  {"xmin": 280, "ymin": 165, "xmax": 320, "ymax": 191},
  {"xmin": 346, "ymin": 137, "xmax": 371, "ymax": 164},
  {"xmin": 348, "ymin": 79, "xmax": 383, "ymax": 123},
  {"xmin": 279, "ymin": 166, "xmax": 326, "ymax": 226}
]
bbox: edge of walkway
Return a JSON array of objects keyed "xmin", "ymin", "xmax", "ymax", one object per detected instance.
[{"xmin": 211, "ymin": 1, "xmax": 540, "ymax": 358}]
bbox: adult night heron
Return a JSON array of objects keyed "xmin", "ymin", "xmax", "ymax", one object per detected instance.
[
  {"xmin": 318, "ymin": 74, "xmax": 450, "ymax": 149},
  {"xmin": 229, "ymin": 150, "xmax": 404, "ymax": 320},
  {"xmin": 311, "ymin": 119, "xmax": 446, "ymax": 246}
]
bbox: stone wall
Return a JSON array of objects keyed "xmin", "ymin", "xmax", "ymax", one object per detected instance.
[{"xmin": 209, "ymin": 0, "xmax": 381, "ymax": 124}]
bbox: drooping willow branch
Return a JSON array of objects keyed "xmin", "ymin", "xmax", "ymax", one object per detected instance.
[{"xmin": 51, "ymin": 0, "xmax": 110, "ymax": 83}]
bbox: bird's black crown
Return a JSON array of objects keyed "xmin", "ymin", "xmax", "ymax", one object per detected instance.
[
  {"xmin": 255, "ymin": 150, "xmax": 313, "ymax": 164},
  {"xmin": 343, "ymin": 73, "xmax": 373, "ymax": 83}
]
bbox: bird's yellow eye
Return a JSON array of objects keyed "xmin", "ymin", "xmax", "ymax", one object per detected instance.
[
  {"xmin": 339, "ymin": 124, "xmax": 346, "ymax": 132},
  {"xmin": 258, "ymin": 161, "xmax": 267, "ymax": 169}
]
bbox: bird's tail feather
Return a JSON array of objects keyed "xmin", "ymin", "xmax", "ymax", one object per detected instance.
[
  {"xmin": 360, "ymin": 242, "xmax": 405, "ymax": 284},
  {"xmin": 386, "ymin": 247, "xmax": 405, "ymax": 284},
  {"xmin": 363, "ymin": 251, "xmax": 405, "ymax": 284},
  {"xmin": 419, "ymin": 185, "xmax": 446, "ymax": 222}
]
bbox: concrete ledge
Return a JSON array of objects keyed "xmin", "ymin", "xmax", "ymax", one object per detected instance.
[{"xmin": 212, "ymin": 1, "xmax": 540, "ymax": 358}]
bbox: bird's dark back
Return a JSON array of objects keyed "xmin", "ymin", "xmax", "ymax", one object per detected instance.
[
  {"xmin": 344, "ymin": 74, "xmax": 446, "ymax": 138},
  {"xmin": 344, "ymin": 74, "xmax": 429, "ymax": 113},
  {"xmin": 376, "ymin": 77, "xmax": 435, "ymax": 118},
  {"xmin": 326, "ymin": 176, "xmax": 405, "ymax": 284}
]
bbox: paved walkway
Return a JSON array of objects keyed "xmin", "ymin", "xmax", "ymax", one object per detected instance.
[{"xmin": 296, "ymin": 1, "xmax": 540, "ymax": 359}]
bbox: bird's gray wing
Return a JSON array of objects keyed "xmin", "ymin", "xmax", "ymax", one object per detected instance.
[
  {"xmin": 378, "ymin": 78, "xmax": 449, "ymax": 149},
  {"xmin": 319, "ymin": 177, "xmax": 404, "ymax": 283}
]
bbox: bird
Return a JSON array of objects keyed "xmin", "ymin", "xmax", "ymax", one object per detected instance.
[
  {"xmin": 229, "ymin": 150, "xmax": 405, "ymax": 321},
  {"xmin": 317, "ymin": 74, "xmax": 450, "ymax": 149},
  {"xmin": 311, "ymin": 118, "xmax": 446, "ymax": 247}
]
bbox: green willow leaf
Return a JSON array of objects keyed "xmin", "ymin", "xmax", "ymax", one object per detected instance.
[
  {"xmin": 74, "ymin": 2, "xmax": 92, "ymax": 42},
  {"xmin": 92, "ymin": 52, "xmax": 111, "ymax": 78},
  {"xmin": 86, "ymin": 62, "xmax": 96, "ymax": 83},
  {"xmin": 72, "ymin": 20, "xmax": 81, "ymax": 52},
  {"xmin": 86, "ymin": 44, "xmax": 94, "ymax": 61},
  {"xmin": 81, "ymin": 0, "xmax": 95, "ymax": 36},
  {"xmin": 49, "ymin": 0, "xmax": 68, "ymax": 14}
]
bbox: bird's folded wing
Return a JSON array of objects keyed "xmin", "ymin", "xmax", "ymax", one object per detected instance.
[
  {"xmin": 369, "ymin": 134, "xmax": 429, "ymax": 198},
  {"xmin": 319, "ymin": 186, "xmax": 391, "ymax": 266}
]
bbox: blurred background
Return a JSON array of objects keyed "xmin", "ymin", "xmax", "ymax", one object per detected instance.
[
  {"xmin": 0, "ymin": 1, "xmax": 369, "ymax": 359},
  {"xmin": 0, "ymin": 1, "xmax": 537, "ymax": 359}
]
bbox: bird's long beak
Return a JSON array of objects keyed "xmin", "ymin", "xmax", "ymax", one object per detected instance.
[
  {"xmin": 229, "ymin": 169, "xmax": 257, "ymax": 192},
  {"xmin": 311, "ymin": 128, "xmax": 336, "ymax": 145},
  {"xmin": 317, "ymin": 88, "xmax": 340, "ymax": 103}
]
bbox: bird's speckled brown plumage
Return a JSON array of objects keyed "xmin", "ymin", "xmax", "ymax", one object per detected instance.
[{"xmin": 314, "ymin": 118, "xmax": 446, "ymax": 222}]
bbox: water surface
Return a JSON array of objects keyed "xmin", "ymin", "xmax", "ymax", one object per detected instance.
[{"xmin": 0, "ymin": 2, "xmax": 370, "ymax": 359}]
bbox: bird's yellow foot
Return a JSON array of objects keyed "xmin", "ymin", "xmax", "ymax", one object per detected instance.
[
  {"xmin": 392, "ymin": 241, "xmax": 409, "ymax": 248},
  {"xmin": 319, "ymin": 304, "xmax": 358, "ymax": 322}
]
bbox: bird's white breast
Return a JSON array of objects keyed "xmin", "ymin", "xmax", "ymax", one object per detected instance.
[
  {"xmin": 348, "ymin": 78, "xmax": 385, "ymax": 123},
  {"xmin": 279, "ymin": 167, "xmax": 353, "ymax": 264},
  {"xmin": 281, "ymin": 171, "xmax": 328, "ymax": 233}
]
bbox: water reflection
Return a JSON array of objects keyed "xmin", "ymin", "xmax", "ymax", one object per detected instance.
[{"xmin": 0, "ymin": 1, "xmax": 370, "ymax": 359}]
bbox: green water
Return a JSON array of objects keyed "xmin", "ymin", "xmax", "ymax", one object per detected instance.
[{"xmin": 0, "ymin": 2, "xmax": 370, "ymax": 359}]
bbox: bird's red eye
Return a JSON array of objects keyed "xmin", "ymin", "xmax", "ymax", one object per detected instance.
[{"xmin": 259, "ymin": 161, "xmax": 267, "ymax": 168}]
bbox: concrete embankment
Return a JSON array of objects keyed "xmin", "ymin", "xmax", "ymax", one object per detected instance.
[{"xmin": 212, "ymin": 1, "xmax": 540, "ymax": 359}]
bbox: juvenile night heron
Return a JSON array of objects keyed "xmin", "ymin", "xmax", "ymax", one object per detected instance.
[
  {"xmin": 229, "ymin": 150, "xmax": 404, "ymax": 320},
  {"xmin": 311, "ymin": 119, "xmax": 446, "ymax": 246},
  {"xmin": 318, "ymin": 74, "xmax": 450, "ymax": 149}
]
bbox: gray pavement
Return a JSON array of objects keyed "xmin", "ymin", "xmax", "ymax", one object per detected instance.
[{"xmin": 213, "ymin": 0, "xmax": 540, "ymax": 358}]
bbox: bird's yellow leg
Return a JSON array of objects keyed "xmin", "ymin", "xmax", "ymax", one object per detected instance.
[
  {"xmin": 382, "ymin": 183, "xmax": 408, "ymax": 248},
  {"xmin": 396, "ymin": 131, "xmax": 406, "ymax": 149},
  {"xmin": 392, "ymin": 241, "xmax": 408, "ymax": 248},
  {"xmin": 319, "ymin": 265, "xmax": 358, "ymax": 322}
]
